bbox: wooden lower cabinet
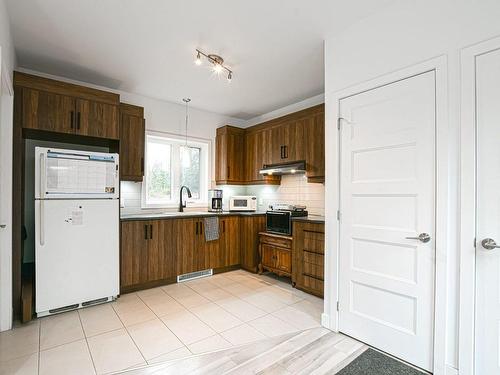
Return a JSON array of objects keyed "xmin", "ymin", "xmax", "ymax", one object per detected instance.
[
  {"xmin": 258, "ymin": 232, "xmax": 292, "ymax": 277},
  {"xmin": 120, "ymin": 219, "xmax": 176, "ymax": 291},
  {"xmin": 240, "ymin": 215, "xmax": 266, "ymax": 272},
  {"xmin": 292, "ymin": 221, "xmax": 325, "ymax": 297},
  {"xmin": 174, "ymin": 218, "xmax": 197, "ymax": 275}
]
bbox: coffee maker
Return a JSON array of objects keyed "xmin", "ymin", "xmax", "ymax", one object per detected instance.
[{"xmin": 208, "ymin": 189, "xmax": 223, "ymax": 212}]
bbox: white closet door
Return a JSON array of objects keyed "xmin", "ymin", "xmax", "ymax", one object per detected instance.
[
  {"xmin": 475, "ymin": 47, "xmax": 500, "ymax": 375},
  {"xmin": 338, "ymin": 71, "xmax": 436, "ymax": 371}
]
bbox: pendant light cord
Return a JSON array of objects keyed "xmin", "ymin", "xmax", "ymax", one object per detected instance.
[{"xmin": 183, "ymin": 98, "xmax": 191, "ymax": 147}]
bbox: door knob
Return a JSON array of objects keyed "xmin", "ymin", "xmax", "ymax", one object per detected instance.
[
  {"xmin": 481, "ymin": 238, "xmax": 500, "ymax": 250},
  {"xmin": 405, "ymin": 233, "xmax": 431, "ymax": 243}
]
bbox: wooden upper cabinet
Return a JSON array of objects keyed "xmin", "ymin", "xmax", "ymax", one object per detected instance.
[
  {"xmin": 15, "ymin": 72, "xmax": 120, "ymax": 140},
  {"xmin": 305, "ymin": 108, "xmax": 325, "ymax": 183},
  {"xmin": 244, "ymin": 128, "xmax": 280, "ymax": 185},
  {"xmin": 215, "ymin": 103, "xmax": 324, "ymax": 186},
  {"xmin": 271, "ymin": 120, "xmax": 306, "ymax": 164},
  {"xmin": 120, "ymin": 104, "xmax": 145, "ymax": 181},
  {"xmin": 76, "ymin": 99, "xmax": 119, "ymax": 139},
  {"xmin": 215, "ymin": 126, "xmax": 245, "ymax": 184},
  {"xmin": 22, "ymin": 88, "xmax": 76, "ymax": 135}
]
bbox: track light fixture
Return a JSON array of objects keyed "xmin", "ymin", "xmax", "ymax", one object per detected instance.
[{"xmin": 194, "ymin": 49, "xmax": 233, "ymax": 82}]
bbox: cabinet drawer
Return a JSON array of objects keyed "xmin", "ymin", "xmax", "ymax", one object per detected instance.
[
  {"xmin": 260, "ymin": 235, "xmax": 292, "ymax": 249},
  {"xmin": 302, "ymin": 274, "xmax": 324, "ymax": 292},
  {"xmin": 303, "ymin": 230, "xmax": 324, "ymax": 254},
  {"xmin": 303, "ymin": 251, "xmax": 324, "ymax": 280}
]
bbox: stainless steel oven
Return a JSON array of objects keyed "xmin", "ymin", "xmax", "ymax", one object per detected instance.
[{"xmin": 266, "ymin": 210, "xmax": 293, "ymax": 236}]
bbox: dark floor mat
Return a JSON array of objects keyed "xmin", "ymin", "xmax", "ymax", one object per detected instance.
[{"xmin": 336, "ymin": 348, "xmax": 426, "ymax": 375}]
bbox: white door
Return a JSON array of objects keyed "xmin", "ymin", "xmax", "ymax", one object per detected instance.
[
  {"xmin": 338, "ymin": 71, "xmax": 436, "ymax": 371},
  {"xmin": 0, "ymin": 50, "xmax": 14, "ymax": 332},
  {"xmin": 475, "ymin": 47, "xmax": 500, "ymax": 375},
  {"xmin": 35, "ymin": 199, "xmax": 119, "ymax": 315}
]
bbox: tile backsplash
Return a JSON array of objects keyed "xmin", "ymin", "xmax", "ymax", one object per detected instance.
[{"xmin": 121, "ymin": 175, "xmax": 324, "ymax": 216}]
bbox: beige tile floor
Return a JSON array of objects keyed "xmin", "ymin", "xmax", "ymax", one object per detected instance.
[{"xmin": 0, "ymin": 270, "xmax": 324, "ymax": 375}]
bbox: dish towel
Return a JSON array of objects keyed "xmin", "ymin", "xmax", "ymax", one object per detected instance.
[{"xmin": 204, "ymin": 217, "xmax": 219, "ymax": 241}]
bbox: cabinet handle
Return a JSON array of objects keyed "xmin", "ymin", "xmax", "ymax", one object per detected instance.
[
  {"xmin": 149, "ymin": 224, "xmax": 153, "ymax": 239},
  {"xmin": 200, "ymin": 222, "xmax": 203, "ymax": 235},
  {"xmin": 70, "ymin": 111, "xmax": 74, "ymax": 129},
  {"xmin": 76, "ymin": 112, "xmax": 81, "ymax": 130},
  {"xmin": 140, "ymin": 157, "xmax": 144, "ymax": 174},
  {"xmin": 284, "ymin": 145, "xmax": 288, "ymax": 159},
  {"xmin": 195, "ymin": 222, "xmax": 198, "ymax": 235},
  {"xmin": 223, "ymin": 221, "xmax": 226, "ymax": 233},
  {"xmin": 280, "ymin": 146, "xmax": 284, "ymax": 159},
  {"xmin": 227, "ymin": 166, "xmax": 230, "ymax": 179},
  {"xmin": 144, "ymin": 224, "xmax": 148, "ymax": 240}
]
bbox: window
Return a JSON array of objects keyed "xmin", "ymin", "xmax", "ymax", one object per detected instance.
[{"xmin": 143, "ymin": 133, "xmax": 209, "ymax": 207}]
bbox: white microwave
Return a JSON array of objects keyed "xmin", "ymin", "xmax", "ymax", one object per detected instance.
[{"xmin": 229, "ymin": 196, "xmax": 257, "ymax": 212}]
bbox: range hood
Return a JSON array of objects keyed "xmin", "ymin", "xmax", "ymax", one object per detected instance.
[{"xmin": 259, "ymin": 161, "xmax": 306, "ymax": 176}]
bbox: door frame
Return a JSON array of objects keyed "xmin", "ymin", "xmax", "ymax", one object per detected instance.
[
  {"xmin": 0, "ymin": 47, "xmax": 14, "ymax": 332},
  {"xmin": 459, "ymin": 35, "xmax": 500, "ymax": 375},
  {"xmin": 323, "ymin": 56, "xmax": 449, "ymax": 374}
]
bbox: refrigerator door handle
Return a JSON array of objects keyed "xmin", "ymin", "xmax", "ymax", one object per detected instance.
[
  {"xmin": 40, "ymin": 152, "xmax": 46, "ymax": 198},
  {"xmin": 40, "ymin": 200, "xmax": 45, "ymax": 246}
]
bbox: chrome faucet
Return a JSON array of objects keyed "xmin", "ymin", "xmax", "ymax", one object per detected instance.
[{"xmin": 179, "ymin": 185, "xmax": 192, "ymax": 212}]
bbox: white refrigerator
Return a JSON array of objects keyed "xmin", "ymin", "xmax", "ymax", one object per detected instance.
[{"xmin": 35, "ymin": 147, "xmax": 120, "ymax": 316}]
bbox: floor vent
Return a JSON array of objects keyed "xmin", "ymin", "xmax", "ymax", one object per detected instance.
[{"xmin": 177, "ymin": 269, "xmax": 213, "ymax": 283}]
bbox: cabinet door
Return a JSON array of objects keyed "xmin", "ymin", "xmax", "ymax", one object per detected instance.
[
  {"xmin": 148, "ymin": 220, "xmax": 175, "ymax": 281},
  {"xmin": 209, "ymin": 219, "xmax": 225, "ymax": 269},
  {"xmin": 174, "ymin": 218, "xmax": 197, "ymax": 275},
  {"xmin": 223, "ymin": 216, "xmax": 240, "ymax": 266},
  {"xmin": 240, "ymin": 216, "xmax": 266, "ymax": 272},
  {"xmin": 271, "ymin": 125, "xmax": 285, "ymax": 164},
  {"xmin": 305, "ymin": 111, "xmax": 325, "ymax": 182},
  {"xmin": 275, "ymin": 249, "xmax": 291, "ymax": 273},
  {"xmin": 22, "ymin": 88, "xmax": 76, "ymax": 134},
  {"xmin": 261, "ymin": 244, "xmax": 276, "ymax": 269},
  {"xmin": 120, "ymin": 221, "xmax": 149, "ymax": 288},
  {"xmin": 215, "ymin": 126, "xmax": 245, "ymax": 184},
  {"xmin": 196, "ymin": 220, "xmax": 212, "ymax": 271},
  {"xmin": 287, "ymin": 120, "xmax": 306, "ymax": 161},
  {"xmin": 120, "ymin": 112, "xmax": 145, "ymax": 181},
  {"xmin": 76, "ymin": 99, "xmax": 119, "ymax": 139},
  {"xmin": 215, "ymin": 131, "xmax": 228, "ymax": 182}
]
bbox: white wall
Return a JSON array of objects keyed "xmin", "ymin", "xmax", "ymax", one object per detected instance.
[
  {"xmin": 324, "ymin": 0, "xmax": 500, "ymax": 372},
  {"xmin": 0, "ymin": 0, "xmax": 15, "ymax": 79},
  {"xmin": 0, "ymin": 0, "xmax": 15, "ymax": 331}
]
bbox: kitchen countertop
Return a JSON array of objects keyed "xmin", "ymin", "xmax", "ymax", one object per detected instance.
[
  {"xmin": 292, "ymin": 215, "xmax": 325, "ymax": 224},
  {"xmin": 120, "ymin": 211, "xmax": 267, "ymax": 221}
]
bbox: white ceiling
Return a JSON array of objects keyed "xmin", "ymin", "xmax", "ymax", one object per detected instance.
[{"xmin": 5, "ymin": 0, "xmax": 391, "ymax": 119}]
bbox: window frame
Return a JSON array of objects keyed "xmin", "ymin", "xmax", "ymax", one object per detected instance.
[{"xmin": 142, "ymin": 131, "xmax": 210, "ymax": 209}]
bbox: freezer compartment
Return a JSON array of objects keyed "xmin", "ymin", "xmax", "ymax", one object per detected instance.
[{"xmin": 35, "ymin": 199, "xmax": 119, "ymax": 314}]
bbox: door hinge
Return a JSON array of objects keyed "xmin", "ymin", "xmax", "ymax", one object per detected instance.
[
  {"xmin": 337, "ymin": 117, "xmax": 342, "ymax": 130},
  {"xmin": 337, "ymin": 210, "xmax": 341, "ymax": 221},
  {"xmin": 473, "ymin": 237, "xmax": 476, "ymax": 248},
  {"xmin": 336, "ymin": 301, "xmax": 340, "ymax": 311}
]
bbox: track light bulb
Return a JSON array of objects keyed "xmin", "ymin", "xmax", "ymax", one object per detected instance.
[
  {"xmin": 213, "ymin": 64, "xmax": 223, "ymax": 74},
  {"xmin": 195, "ymin": 51, "xmax": 202, "ymax": 66},
  {"xmin": 227, "ymin": 72, "xmax": 232, "ymax": 82}
]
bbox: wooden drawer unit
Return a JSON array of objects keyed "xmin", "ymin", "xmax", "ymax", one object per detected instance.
[
  {"xmin": 258, "ymin": 232, "xmax": 292, "ymax": 277},
  {"xmin": 292, "ymin": 221, "xmax": 325, "ymax": 297}
]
